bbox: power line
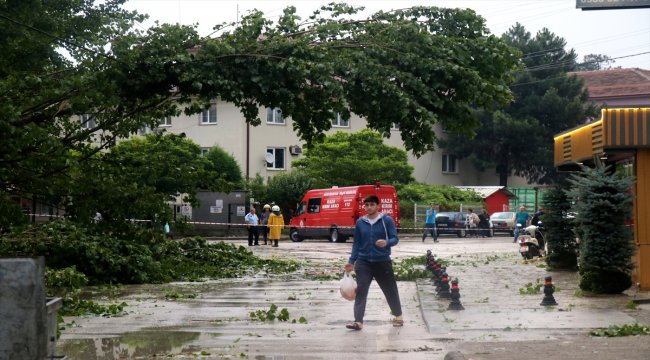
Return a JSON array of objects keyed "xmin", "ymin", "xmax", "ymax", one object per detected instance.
[{"xmin": 521, "ymin": 50, "xmax": 650, "ymax": 73}]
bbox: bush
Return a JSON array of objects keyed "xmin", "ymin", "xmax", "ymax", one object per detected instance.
[
  {"xmin": 579, "ymin": 270, "xmax": 633, "ymax": 294},
  {"xmin": 397, "ymin": 183, "xmax": 482, "ymax": 209}
]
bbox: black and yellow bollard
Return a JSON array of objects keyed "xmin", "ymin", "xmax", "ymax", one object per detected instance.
[{"xmin": 540, "ymin": 276, "xmax": 558, "ymax": 306}]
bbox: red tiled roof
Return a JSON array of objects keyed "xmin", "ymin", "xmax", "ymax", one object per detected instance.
[{"xmin": 569, "ymin": 68, "xmax": 650, "ymax": 98}]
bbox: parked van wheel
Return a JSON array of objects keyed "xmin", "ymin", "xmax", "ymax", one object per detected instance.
[
  {"xmin": 329, "ymin": 227, "xmax": 339, "ymax": 243},
  {"xmin": 290, "ymin": 229, "xmax": 303, "ymax": 242},
  {"xmin": 457, "ymin": 229, "xmax": 466, "ymax": 238}
]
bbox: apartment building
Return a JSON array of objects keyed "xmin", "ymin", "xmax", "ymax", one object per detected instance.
[{"xmin": 138, "ymin": 99, "xmax": 530, "ymax": 186}]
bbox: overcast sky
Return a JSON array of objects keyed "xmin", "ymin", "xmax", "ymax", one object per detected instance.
[{"xmin": 124, "ymin": 0, "xmax": 650, "ymax": 69}]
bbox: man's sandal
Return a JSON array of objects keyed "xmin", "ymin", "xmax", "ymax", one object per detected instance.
[
  {"xmin": 345, "ymin": 322, "xmax": 363, "ymax": 330},
  {"xmin": 392, "ymin": 319, "xmax": 404, "ymax": 327}
]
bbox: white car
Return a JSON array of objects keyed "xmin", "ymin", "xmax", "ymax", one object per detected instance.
[{"xmin": 490, "ymin": 212, "xmax": 515, "ymax": 236}]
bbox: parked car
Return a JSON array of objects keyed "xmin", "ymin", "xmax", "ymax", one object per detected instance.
[
  {"xmin": 435, "ymin": 212, "xmax": 467, "ymax": 238},
  {"xmin": 490, "ymin": 211, "xmax": 515, "ymax": 236}
]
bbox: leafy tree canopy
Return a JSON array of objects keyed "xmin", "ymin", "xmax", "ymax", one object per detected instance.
[
  {"xmin": 397, "ymin": 183, "xmax": 482, "ymax": 209},
  {"xmin": 266, "ymin": 170, "xmax": 315, "ymax": 217},
  {"xmin": 439, "ymin": 24, "xmax": 598, "ymax": 186},
  {"xmin": 292, "ymin": 130, "xmax": 415, "ymax": 187},
  {"xmin": 203, "ymin": 145, "xmax": 244, "ymax": 186},
  {"xmin": 1, "ymin": 1, "xmax": 521, "ymax": 214},
  {"xmin": 62, "ymin": 133, "xmax": 232, "ymax": 226},
  {"xmin": 575, "ymin": 53, "xmax": 617, "ymax": 71}
]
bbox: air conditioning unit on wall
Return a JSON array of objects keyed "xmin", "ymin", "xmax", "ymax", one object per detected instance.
[{"xmin": 289, "ymin": 145, "xmax": 303, "ymax": 155}]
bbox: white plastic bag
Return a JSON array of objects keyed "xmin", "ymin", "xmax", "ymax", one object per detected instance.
[{"xmin": 340, "ymin": 271, "xmax": 357, "ymax": 301}]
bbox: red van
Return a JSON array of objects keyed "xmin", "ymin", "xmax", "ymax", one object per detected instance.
[{"xmin": 288, "ymin": 183, "xmax": 400, "ymax": 243}]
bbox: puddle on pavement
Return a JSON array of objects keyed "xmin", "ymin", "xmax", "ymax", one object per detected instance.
[{"xmin": 57, "ymin": 330, "xmax": 219, "ymax": 360}]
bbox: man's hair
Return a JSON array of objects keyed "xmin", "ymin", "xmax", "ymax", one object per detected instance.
[{"xmin": 363, "ymin": 195, "xmax": 380, "ymax": 204}]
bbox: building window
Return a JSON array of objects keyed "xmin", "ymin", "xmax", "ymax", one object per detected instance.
[
  {"xmin": 201, "ymin": 147, "xmax": 211, "ymax": 156},
  {"xmin": 200, "ymin": 104, "xmax": 217, "ymax": 124},
  {"xmin": 442, "ymin": 154, "xmax": 458, "ymax": 173},
  {"xmin": 332, "ymin": 113, "xmax": 349, "ymax": 127},
  {"xmin": 266, "ymin": 147, "xmax": 285, "ymax": 170},
  {"xmin": 391, "ymin": 122, "xmax": 400, "ymax": 131},
  {"xmin": 160, "ymin": 116, "xmax": 172, "ymax": 127},
  {"xmin": 266, "ymin": 108, "xmax": 285, "ymax": 125},
  {"xmin": 80, "ymin": 114, "xmax": 95, "ymax": 129}
]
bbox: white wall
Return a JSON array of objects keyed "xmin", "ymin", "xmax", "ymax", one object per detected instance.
[{"xmin": 150, "ymin": 100, "xmax": 531, "ymax": 186}]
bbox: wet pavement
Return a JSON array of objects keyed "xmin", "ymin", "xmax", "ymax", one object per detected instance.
[{"xmin": 57, "ymin": 235, "xmax": 650, "ymax": 359}]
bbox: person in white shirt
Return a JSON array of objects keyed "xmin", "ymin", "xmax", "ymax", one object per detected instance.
[{"xmin": 244, "ymin": 207, "xmax": 260, "ymax": 246}]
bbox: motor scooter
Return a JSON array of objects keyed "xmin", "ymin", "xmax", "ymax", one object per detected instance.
[{"xmin": 516, "ymin": 223, "xmax": 545, "ymax": 259}]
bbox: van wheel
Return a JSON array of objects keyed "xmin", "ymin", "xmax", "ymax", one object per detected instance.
[
  {"xmin": 290, "ymin": 229, "xmax": 303, "ymax": 243},
  {"xmin": 457, "ymin": 229, "xmax": 466, "ymax": 238},
  {"xmin": 329, "ymin": 227, "xmax": 339, "ymax": 243}
]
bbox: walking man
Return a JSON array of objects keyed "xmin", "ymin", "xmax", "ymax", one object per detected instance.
[
  {"xmin": 422, "ymin": 204, "xmax": 438, "ymax": 243},
  {"xmin": 244, "ymin": 207, "xmax": 260, "ymax": 246},
  {"xmin": 513, "ymin": 205, "xmax": 529, "ymax": 243},
  {"xmin": 344, "ymin": 195, "xmax": 403, "ymax": 330}
]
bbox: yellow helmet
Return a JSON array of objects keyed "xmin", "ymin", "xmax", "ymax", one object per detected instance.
[
  {"xmin": 271, "ymin": 205, "xmax": 280, "ymax": 212},
  {"xmin": 263, "ymin": 204, "xmax": 271, "ymax": 209}
]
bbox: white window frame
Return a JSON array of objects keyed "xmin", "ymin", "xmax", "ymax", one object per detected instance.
[
  {"xmin": 201, "ymin": 147, "xmax": 211, "ymax": 156},
  {"xmin": 200, "ymin": 104, "xmax": 217, "ymax": 125},
  {"xmin": 80, "ymin": 114, "xmax": 96, "ymax": 129},
  {"xmin": 159, "ymin": 116, "xmax": 172, "ymax": 127},
  {"xmin": 266, "ymin": 147, "xmax": 286, "ymax": 170},
  {"xmin": 266, "ymin": 107, "xmax": 285, "ymax": 125},
  {"xmin": 391, "ymin": 122, "xmax": 400, "ymax": 131},
  {"xmin": 332, "ymin": 112, "xmax": 349, "ymax": 127},
  {"xmin": 442, "ymin": 154, "xmax": 458, "ymax": 174}
]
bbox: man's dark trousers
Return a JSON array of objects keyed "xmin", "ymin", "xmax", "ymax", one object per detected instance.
[{"xmin": 248, "ymin": 226, "xmax": 259, "ymax": 246}]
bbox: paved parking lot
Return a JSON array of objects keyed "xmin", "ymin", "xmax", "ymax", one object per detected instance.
[{"xmin": 57, "ymin": 235, "xmax": 650, "ymax": 359}]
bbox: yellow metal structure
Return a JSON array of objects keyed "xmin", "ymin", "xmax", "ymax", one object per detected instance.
[{"xmin": 554, "ymin": 108, "xmax": 650, "ymax": 290}]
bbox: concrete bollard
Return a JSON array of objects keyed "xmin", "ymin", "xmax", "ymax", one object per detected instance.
[
  {"xmin": 447, "ymin": 278, "xmax": 465, "ymax": 310},
  {"xmin": 540, "ymin": 275, "xmax": 558, "ymax": 306}
]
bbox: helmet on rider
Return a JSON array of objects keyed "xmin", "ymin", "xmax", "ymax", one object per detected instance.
[
  {"xmin": 271, "ymin": 205, "xmax": 280, "ymax": 212},
  {"xmin": 263, "ymin": 204, "xmax": 271, "ymax": 210}
]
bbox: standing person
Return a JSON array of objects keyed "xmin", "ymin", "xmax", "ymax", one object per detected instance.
[
  {"xmin": 513, "ymin": 205, "xmax": 530, "ymax": 243},
  {"xmin": 343, "ymin": 195, "xmax": 403, "ymax": 331},
  {"xmin": 478, "ymin": 209, "xmax": 490, "ymax": 237},
  {"xmin": 261, "ymin": 204, "xmax": 271, "ymax": 245},
  {"xmin": 422, "ymin": 204, "xmax": 439, "ymax": 243},
  {"xmin": 244, "ymin": 207, "xmax": 260, "ymax": 246},
  {"xmin": 530, "ymin": 206, "xmax": 544, "ymax": 226},
  {"xmin": 465, "ymin": 208, "xmax": 479, "ymax": 237},
  {"xmin": 268, "ymin": 205, "xmax": 284, "ymax": 248}
]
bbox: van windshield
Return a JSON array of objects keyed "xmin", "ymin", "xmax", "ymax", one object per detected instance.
[{"xmin": 295, "ymin": 202, "xmax": 305, "ymax": 216}]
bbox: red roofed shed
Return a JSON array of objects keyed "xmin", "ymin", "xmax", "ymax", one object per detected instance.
[{"xmin": 455, "ymin": 186, "xmax": 517, "ymax": 214}]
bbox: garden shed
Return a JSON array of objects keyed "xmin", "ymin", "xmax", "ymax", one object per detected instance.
[{"xmin": 455, "ymin": 186, "xmax": 517, "ymax": 214}]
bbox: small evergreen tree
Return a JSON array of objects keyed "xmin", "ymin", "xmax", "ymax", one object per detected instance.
[
  {"xmin": 567, "ymin": 164, "xmax": 635, "ymax": 293},
  {"xmin": 543, "ymin": 186, "xmax": 578, "ymax": 269}
]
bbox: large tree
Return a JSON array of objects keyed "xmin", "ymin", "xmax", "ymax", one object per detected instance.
[
  {"xmin": 63, "ymin": 133, "xmax": 232, "ymax": 225},
  {"xmin": 1, "ymin": 1, "xmax": 520, "ymax": 226},
  {"xmin": 292, "ymin": 130, "xmax": 415, "ymax": 188},
  {"xmin": 439, "ymin": 24, "xmax": 598, "ymax": 186}
]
